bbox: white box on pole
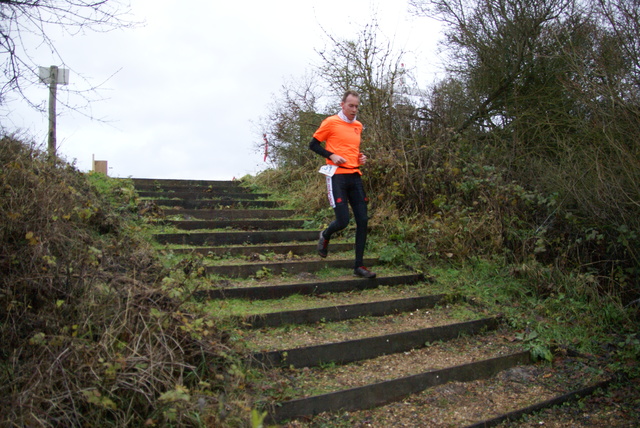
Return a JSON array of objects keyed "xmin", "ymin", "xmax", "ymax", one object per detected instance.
[{"xmin": 38, "ymin": 67, "xmax": 70, "ymax": 85}]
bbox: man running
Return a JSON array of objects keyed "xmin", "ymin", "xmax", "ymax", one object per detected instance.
[{"xmin": 309, "ymin": 90, "xmax": 376, "ymax": 279}]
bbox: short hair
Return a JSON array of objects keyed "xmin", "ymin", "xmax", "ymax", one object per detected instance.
[{"xmin": 342, "ymin": 90, "xmax": 360, "ymax": 103}]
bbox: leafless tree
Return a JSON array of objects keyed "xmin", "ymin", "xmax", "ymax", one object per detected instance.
[
  {"xmin": 258, "ymin": 73, "xmax": 326, "ymax": 169},
  {"xmin": 0, "ymin": 0, "xmax": 135, "ymax": 110}
]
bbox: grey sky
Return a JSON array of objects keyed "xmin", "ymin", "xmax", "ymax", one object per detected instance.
[{"xmin": 4, "ymin": 0, "xmax": 441, "ymax": 180}]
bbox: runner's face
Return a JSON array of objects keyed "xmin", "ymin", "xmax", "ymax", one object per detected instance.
[{"xmin": 340, "ymin": 95, "xmax": 359, "ymax": 121}]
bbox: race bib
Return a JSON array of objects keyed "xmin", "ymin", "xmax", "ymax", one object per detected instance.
[{"xmin": 318, "ymin": 164, "xmax": 339, "ymax": 177}]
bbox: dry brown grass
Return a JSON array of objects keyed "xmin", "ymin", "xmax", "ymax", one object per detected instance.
[{"xmin": 0, "ymin": 137, "xmax": 249, "ymax": 427}]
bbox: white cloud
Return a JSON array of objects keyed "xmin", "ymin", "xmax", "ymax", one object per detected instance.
[{"xmin": 2, "ymin": 0, "xmax": 442, "ymax": 180}]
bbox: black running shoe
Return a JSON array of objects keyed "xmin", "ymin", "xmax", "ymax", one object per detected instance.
[
  {"xmin": 317, "ymin": 231, "xmax": 329, "ymax": 258},
  {"xmin": 354, "ymin": 266, "xmax": 376, "ymax": 278}
]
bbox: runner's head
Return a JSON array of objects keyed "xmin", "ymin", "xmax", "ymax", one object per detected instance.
[{"xmin": 340, "ymin": 90, "xmax": 360, "ymax": 121}]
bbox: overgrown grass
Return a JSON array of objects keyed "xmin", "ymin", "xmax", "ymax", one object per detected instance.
[
  {"xmin": 429, "ymin": 257, "xmax": 637, "ymax": 371},
  {"xmin": 0, "ymin": 137, "xmax": 251, "ymax": 427}
]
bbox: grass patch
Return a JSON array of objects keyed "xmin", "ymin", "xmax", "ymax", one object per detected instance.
[
  {"xmin": 201, "ymin": 283, "xmax": 436, "ymax": 318},
  {"xmin": 427, "ymin": 257, "xmax": 636, "ymax": 367}
]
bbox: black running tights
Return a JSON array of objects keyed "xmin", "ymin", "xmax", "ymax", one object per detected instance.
[{"xmin": 324, "ymin": 173, "xmax": 368, "ymax": 268}]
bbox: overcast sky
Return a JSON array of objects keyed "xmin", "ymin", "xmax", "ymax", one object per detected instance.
[{"xmin": 3, "ymin": 0, "xmax": 442, "ymax": 180}]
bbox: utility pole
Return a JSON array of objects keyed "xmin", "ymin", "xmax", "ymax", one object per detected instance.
[
  {"xmin": 39, "ymin": 65, "xmax": 69, "ymax": 159},
  {"xmin": 48, "ymin": 65, "xmax": 58, "ymax": 158}
]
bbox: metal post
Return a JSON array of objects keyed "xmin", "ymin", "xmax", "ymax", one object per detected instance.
[{"xmin": 47, "ymin": 65, "xmax": 58, "ymax": 159}]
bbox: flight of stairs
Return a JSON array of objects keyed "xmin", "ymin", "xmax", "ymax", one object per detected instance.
[{"xmin": 133, "ymin": 177, "xmax": 611, "ymax": 427}]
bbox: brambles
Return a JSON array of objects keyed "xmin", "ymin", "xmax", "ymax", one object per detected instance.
[{"xmin": 0, "ymin": 137, "xmax": 248, "ymax": 426}]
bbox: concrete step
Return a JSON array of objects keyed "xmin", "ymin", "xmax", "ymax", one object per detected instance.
[
  {"xmin": 253, "ymin": 317, "xmax": 501, "ymax": 368},
  {"xmin": 158, "ymin": 219, "xmax": 306, "ymax": 231},
  {"xmin": 269, "ymin": 351, "xmax": 532, "ymax": 423},
  {"xmin": 465, "ymin": 379, "xmax": 613, "ymax": 428},
  {"xmin": 131, "ymin": 178, "xmax": 240, "ymax": 188},
  {"xmin": 168, "ymin": 242, "xmax": 354, "ymax": 257},
  {"xmin": 151, "ymin": 198, "xmax": 282, "ymax": 209},
  {"xmin": 154, "ymin": 230, "xmax": 318, "ymax": 246},
  {"xmin": 138, "ymin": 190, "xmax": 268, "ymax": 199},
  {"xmin": 205, "ymin": 258, "xmax": 378, "ymax": 278},
  {"xmin": 135, "ymin": 184, "xmax": 245, "ymax": 193},
  {"xmin": 239, "ymin": 294, "xmax": 447, "ymax": 328},
  {"xmin": 196, "ymin": 273, "xmax": 425, "ymax": 300},
  {"xmin": 162, "ymin": 208, "xmax": 296, "ymax": 220}
]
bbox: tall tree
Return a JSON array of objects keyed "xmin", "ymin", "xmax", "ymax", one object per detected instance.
[
  {"xmin": 411, "ymin": 0, "xmax": 577, "ymax": 130},
  {"xmin": 412, "ymin": 0, "xmax": 640, "ymax": 283}
]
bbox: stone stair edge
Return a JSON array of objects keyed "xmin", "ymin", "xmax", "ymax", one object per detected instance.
[
  {"xmin": 204, "ymin": 258, "xmax": 380, "ymax": 278},
  {"xmin": 204, "ymin": 257, "xmax": 379, "ymax": 269},
  {"xmin": 268, "ymin": 351, "xmax": 533, "ymax": 423},
  {"xmin": 158, "ymin": 219, "xmax": 307, "ymax": 231},
  {"xmin": 130, "ymin": 177, "xmax": 242, "ymax": 184},
  {"xmin": 236, "ymin": 294, "xmax": 448, "ymax": 328},
  {"xmin": 195, "ymin": 273, "xmax": 426, "ymax": 300},
  {"xmin": 152, "ymin": 229, "xmax": 320, "ymax": 246},
  {"xmin": 152, "ymin": 200, "xmax": 284, "ymax": 209},
  {"xmin": 463, "ymin": 378, "xmax": 614, "ymax": 428},
  {"xmin": 251, "ymin": 316, "xmax": 503, "ymax": 369},
  {"xmin": 166, "ymin": 242, "xmax": 354, "ymax": 255}
]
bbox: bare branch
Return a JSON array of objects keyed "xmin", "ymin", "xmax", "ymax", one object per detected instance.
[{"xmin": 0, "ymin": 0, "xmax": 137, "ymax": 112}]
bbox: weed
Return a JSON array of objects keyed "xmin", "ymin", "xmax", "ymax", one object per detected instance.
[
  {"xmin": 430, "ymin": 258, "xmax": 637, "ymax": 366},
  {"xmin": 0, "ymin": 138, "xmax": 251, "ymax": 427},
  {"xmin": 379, "ymin": 241, "xmax": 422, "ymax": 267},
  {"xmin": 250, "ymin": 408, "xmax": 274, "ymax": 428},
  {"xmin": 255, "ymin": 266, "xmax": 273, "ymax": 280},
  {"xmin": 515, "ymin": 330, "xmax": 553, "ymax": 362}
]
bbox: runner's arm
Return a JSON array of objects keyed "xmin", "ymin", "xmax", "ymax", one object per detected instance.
[{"xmin": 309, "ymin": 137, "xmax": 333, "ymax": 159}]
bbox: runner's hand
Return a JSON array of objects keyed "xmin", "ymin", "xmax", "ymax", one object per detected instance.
[{"xmin": 330, "ymin": 154, "xmax": 346, "ymax": 165}]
